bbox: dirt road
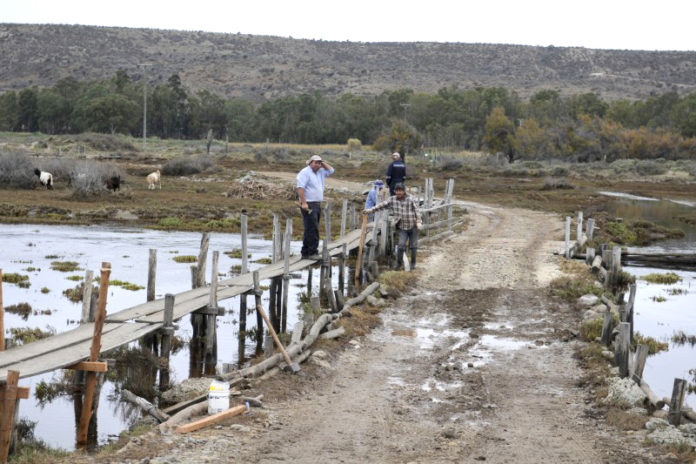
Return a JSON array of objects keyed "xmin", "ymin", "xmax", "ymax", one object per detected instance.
[{"xmin": 108, "ymin": 198, "xmax": 669, "ymax": 464}]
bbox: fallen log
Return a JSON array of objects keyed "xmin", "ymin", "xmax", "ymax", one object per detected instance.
[
  {"xmin": 639, "ymin": 379, "xmax": 666, "ymax": 412},
  {"xmin": 122, "ymin": 389, "xmax": 170, "ymax": 423},
  {"xmin": 175, "ymin": 404, "xmax": 247, "ymax": 434},
  {"xmin": 160, "ymin": 402, "xmax": 208, "ymax": 433},
  {"xmin": 321, "ymin": 326, "xmax": 346, "ymax": 340}
]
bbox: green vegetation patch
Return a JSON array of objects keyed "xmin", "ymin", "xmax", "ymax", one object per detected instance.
[
  {"xmin": 173, "ymin": 255, "xmax": 197, "ymax": 263},
  {"xmin": 580, "ymin": 312, "xmax": 618, "ymax": 341},
  {"xmin": 62, "ymin": 284, "xmax": 84, "ymax": 303},
  {"xmin": 253, "ymin": 257, "xmax": 272, "ymax": 264},
  {"xmin": 3, "ymin": 272, "xmax": 31, "ymax": 288},
  {"xmin": 224, "ymin": 249, "xmax": 251, "ymax": 259},
  {"xmin": 66, "ymin": 275, "xmax": 83, "ymax": 281},
  {"xmin": 604, "ymin": 220, "xmax": 685, "ymax": 246},
  {"xmin": 50, "ymin": 261, "xmax": 82, "ymax": 272},
  {"xmin": 641, "ymin": 272, "xmax": 682, "ymax": 284},
  {"xmin": 650, "ymin": 295, "xmax": 667, "ymax": 303},
  {"xmin": 6, "ymin": 302, "xmax": 32, "ymax": 319},
  {"xmin": 9, "ymin": 326, "xmax": 55, "ymax": 345},
  {"xmin": 109, "ymin": 279, "xmax": 145, "ymax": 291},
  {"xmin": 40, "ymin": 287, "xmax": 50, "ymax": 294},
  {"xmin": 633, "ymin": 332, "xmax": 668, "ymax": 354}
]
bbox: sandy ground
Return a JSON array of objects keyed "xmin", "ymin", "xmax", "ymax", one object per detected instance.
[{"xmin": 93, "ymin": 177, "xmax": 676, "ymax": 463}]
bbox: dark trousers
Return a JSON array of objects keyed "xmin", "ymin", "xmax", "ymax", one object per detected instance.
[{"xmin": 301, "ymin": 202, "xmax": 321, "ymax": 256}]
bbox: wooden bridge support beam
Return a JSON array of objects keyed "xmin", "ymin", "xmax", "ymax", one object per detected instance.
[
  {"xmin": 77, "ymin": 262, "xmax": 111, "ymax": 448},
  {"xmin": 0, "ymin": 370, "xmax": 29, "ymax": 463}
]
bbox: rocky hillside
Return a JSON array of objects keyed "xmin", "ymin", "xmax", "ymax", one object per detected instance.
[{"xmin": 2, "ymin": 23, "xmax": 696, "ymax": 101}]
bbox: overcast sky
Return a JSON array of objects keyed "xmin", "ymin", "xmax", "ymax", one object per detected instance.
[{"xmin": 3, "ymin": 0, "xmax": 695, "ymax": 51}]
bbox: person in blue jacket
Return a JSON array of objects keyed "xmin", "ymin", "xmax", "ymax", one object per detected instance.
[
  {"xmin": 364, "ymin": 179, "xmax": 384, "ymax": 221},
  {"xmin": 386, "ymin": 152, "xmax": 406, "ymax": 195}
]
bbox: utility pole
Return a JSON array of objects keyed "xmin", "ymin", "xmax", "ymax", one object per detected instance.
[{"xmin": 142, "ymin": 81, "xmax": 147, "ymax": 151}]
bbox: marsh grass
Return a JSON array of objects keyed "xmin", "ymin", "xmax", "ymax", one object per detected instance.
[
  {"xmin": 378, "ymin": 270, "xmax": 418, "ymax": 297},
  {"xmin": 633, "ymin": 332, "xmax": 668, "ymax": 354},
  {"xmin": 50, "ymin": 261, "xmax": 81, "ymax": 272},
  {"xmin": 641, "ymin": 272, "xmax": 682, "ymax": 284},
  {"xmin": 5, "ymin": 303, "xmax": 32, "ymax": 320},
  {"xmin": 109, "ymin": 279, "xmax": 145, "ymax": 291},
  {"xmin": 172, "ymin": 255, "xmax": 197, "ymax": 263},
  {"xmin": 3, "ymin": 272, "xmax": 31, "ymax": 288},
  {"xmin": 9, "ymin": 326, "xmax": 55, "ymax": 345}
]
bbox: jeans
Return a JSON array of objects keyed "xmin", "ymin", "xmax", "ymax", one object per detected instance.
[
  {"xmin": 301, "ymin": 202, "xmax": 321, "ymax": 256},
  {"xmin": 397, "ymin": 226, "xmax": 419, "ymax": 252}
]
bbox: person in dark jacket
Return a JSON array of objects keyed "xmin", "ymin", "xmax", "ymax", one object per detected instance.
[{"xmin": 385, "ymin": 152, "xmax": 406, "ymax": 195}]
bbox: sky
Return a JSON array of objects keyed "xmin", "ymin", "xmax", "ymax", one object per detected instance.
[{"xmin": 2, "ymin": 0, "xmax": 695, "ymax": 52}]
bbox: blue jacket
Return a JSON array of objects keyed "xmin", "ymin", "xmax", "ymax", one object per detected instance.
[
  {"xmin": 365, "ymin": 186, "xmax": 381, "ymax": 210},
  {"xmin": 386, "ymin": 161, "xmax": 406, "ymax": 186}
]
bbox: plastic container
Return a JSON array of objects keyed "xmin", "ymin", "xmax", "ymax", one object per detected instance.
[{"xmin": 208, "ymin": 379, "xmax": 230, "ymax": 414}]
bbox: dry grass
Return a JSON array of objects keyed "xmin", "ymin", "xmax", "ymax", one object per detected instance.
[
  {"xmin": 340, "ymin": 305, "xmax": 382, "ymax": 337},
  {"xmin": 378, "ymin": 271, "xmax": 418, "ymax": 297},
  {"xmin": 606, "ymin": 408, "xmax": 649, "ymax": 431}
]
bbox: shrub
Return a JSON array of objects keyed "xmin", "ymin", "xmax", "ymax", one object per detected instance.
[
  {"xmin": 173, "ymin": 255, "xmax": 197, "ymax": 263},
  {"xmin": 69, "ymin": 160, "xmax": 121, "ymax": 197},
  {"xmin": 541, "ymin": 177, "xmax": 574, "ymax": 190},
  {"xmin": 347, "ymin": 138, "xmax": 362, "ymax": 151},
  {"xmin": 641, "ymin": 272, "xmax": 682, "ymax": 284},
  {"xmin": 635, "ymin": 160, "xmax": 668, "ymax": 176},
  {"xmin": 162, "ymin": 155, "xmax": 214, "ymax": 175},
  {"xmin": 0, "ymin": 152, "xmax": 36, "ymax": 188}
]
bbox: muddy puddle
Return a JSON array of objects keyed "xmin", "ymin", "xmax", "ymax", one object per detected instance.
[{"xmin": 0, "ymin": 223, "xmax": 324, "ymax": 450}]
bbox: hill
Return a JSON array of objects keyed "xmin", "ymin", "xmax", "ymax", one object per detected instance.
[{"xmin": 1, "ymin": 23, "xmax": 696, "ymax": 101}]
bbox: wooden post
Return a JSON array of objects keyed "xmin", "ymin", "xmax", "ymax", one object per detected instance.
[
  {"xmin": 626, "ymin": 283, "xmax": 636, "ymax": 344},
  {"xmin": 632, "ymin": 344, "xmax": 649, "ymax": 383},
  {"xmin": 282, "ymin": 218, "xmax": 292, "ymax": 334},
  {"xmin": 601, "ymin": 310, "xmax": 613, "ymax": 346},
  {"xmin": 272, "ymin": 214, "xmax": 281, "ymax": 263},
  {"xmin": 159, "ymin": 294, "xmax": 175, "ymax": 391},
  {"xmin": 241, "ymin": 214, "xmax": 248, "ymax": 274},
  {"xmin": 0, "ymin": 269, "xmax": 3, "ymax": 352},
  {"xmin": 576, "ymin": 211, "xmax": 583, "ymax": 243},
  {"xmin": 668, "ymin": 378, "xmax": 687, "ymax": 426},
  {"xmin": 586, "ymin": 218, "xmax": 595, "ymax": 240},
  {"xmin": 609, "ymin": 245, "xmax": 622, "ymax": 289},
  {"xmin": 196, "ymin": 232, "xmax": 210, "ymax": 288},
  {"xmin": 80, "ymin": 270, "xmax": 94, "ymax": 324},
  {"xmin": 77, "ymin": 262, "xmax": 111, "ymax": 447},
  {"xmin": 355, "ymin": 214, "xmax": 368, "ymax": 289},
  {"xmin": 205, "ymin": 251, "xmax": 219, "ymax": 365},
  {"xmin": 615, "ymin": 322, "xmax": 630, "ymax": 378},
  {"xmin": 350, "ymin": 205, "xmax": 356, "ymax": 231},
  {"xmin": 564, "ymin": 216, "xmax": 571, "ymax": 258},
  {"xmin": 340, "ymin": 199, "xmax": 348, "ymax": 239},
  {"xmin": 585, "ymin": 247, "xmax": 595, "ymax": 266},
  {"xmin": 0, "ymin": 370, "xmax": 29, "ymax": 462},
  {"xmin": 252, "ymin": 271, "xmax": 264, "ymax": 350},
  {"xmin": 338, "ymin": 244, "xmax": 346, "ymax": 296},
  {"xmin": 379, "ymin": 210, "xmax": 388, "ymax": 257},
  {"xmin": 147, "ymin": 249, "xmax": 157, "ymax": 302}
]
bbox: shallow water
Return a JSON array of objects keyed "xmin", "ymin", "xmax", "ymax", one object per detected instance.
[
  {"xmin": 1, "ymin": 223, "xmax": 317, "ymax": 450},
  {"xmin": 627, "ymin": 265, "xmax": 696, "ymax": 410}
]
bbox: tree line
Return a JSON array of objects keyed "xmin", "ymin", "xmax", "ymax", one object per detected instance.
[{"xmin": 1, "ymin": 69, "xmax": 696, "ymax": 162}]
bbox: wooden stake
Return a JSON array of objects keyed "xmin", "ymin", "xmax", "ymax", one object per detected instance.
[
  {"xmin": 77, "ymin": 262, "xmax": 111, "ymax": 447},
  {"xmin": 80, "ymin": 270, "xmax": 94, "ymax": 324},
  {"xmin": 355, "ymin": 213, "xmax": 368, "ymax": 289},
  {"xmin": 196, "ymin": 232, "xmax": 210, "ymax": 288},
  {"xmin": 147, "ymin": 249, "xmax": 157, "ymax": 302},
  {"xmin": 668, "ymin": 378, "xmax": 687, "ymax": 426}
]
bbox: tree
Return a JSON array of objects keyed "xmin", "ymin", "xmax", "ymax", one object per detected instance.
[
  {"xmin": 84, "ymin": 94, "xmax": 139, "ymax": 134},
  {"xmin": 0, "ymin": 91, "xmax": 19, "ymax": 131},
  {"xmin": 483, "ymin": 106, "xmax": 515, "ymax": 162},
  {"xmin": 18, "ymin": 87, "xmax": 39, "ymax": 132},
  {"xmin": 373, "ymin": 119, "xmax": 422, "ymax": 162}
]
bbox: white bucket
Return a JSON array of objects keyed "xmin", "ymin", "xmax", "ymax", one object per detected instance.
[{"xmin": 208, "ymin": 379, "xmax": 230, "ymax": 414}]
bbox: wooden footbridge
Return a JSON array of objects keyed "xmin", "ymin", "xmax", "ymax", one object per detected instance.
[
  {"xmin": 0, "ymin": 178, "xmax": 458, "ymax": 457},
  {"xmin": 0, "ymin": 225, "xmax": 367, "ymax": 383}
]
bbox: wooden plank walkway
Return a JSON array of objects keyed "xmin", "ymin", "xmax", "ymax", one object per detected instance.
[{"xmin": 0, "ymin": 225, "xmax": 370, "ymax": 382}]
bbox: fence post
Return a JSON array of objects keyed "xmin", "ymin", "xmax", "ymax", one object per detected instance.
[
  {"xmin": 576, "ymin": 211, "xmax": 583, "ymax": 243},
  {"xmin": 159, "ymin": 294, "xmax": 175, "ymax": 391},
  {"xmin": 196, "ymin": 232, "xmax": 210, "ymax": 288},
  {"xmin": 668, "ymin": 378, "xmax": 687, "ymax": 426},
  {"xmin": 282, "ymin": 218, "xmax": 292, "ymax": 333},
  {"xmin": 632, "ymin": 344, "xmax": 649, "ymax": 383},
  {"xmin": 614, "ymin": 322, "xmax": 630, "ymax": 378},
  {"xmin": 564, "ymin": 216, "xmax": 571, "ymax": 258},
  {"xmin": 586, "ymin": 218, "xmax": 595, "ymax": 240},
  {"xmin": 340, "ymin": 199, "xmax": 347, "ymax": 239}
]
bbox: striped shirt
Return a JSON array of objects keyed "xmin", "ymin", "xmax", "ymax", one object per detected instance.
[{"xmin": 371, "ymin": 194, "xmax": 422, "ymax": 230}]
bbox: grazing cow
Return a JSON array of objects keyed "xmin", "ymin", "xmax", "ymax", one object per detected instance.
[
  {"xmin": 105, "ymin": 175, "xmax": 121, "ymax": 192},
  {"xmin": 147, "ymin": 169, "xmax": 161, "ymax": 190},
  {"xmin": 34, "ymin": 168, "xmax": 53, "ymax": 189}
]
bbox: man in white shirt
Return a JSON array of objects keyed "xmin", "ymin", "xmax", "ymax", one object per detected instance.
[{"xmin": 296, "ymin": 155, "xmax": 334, "ymax": 260}]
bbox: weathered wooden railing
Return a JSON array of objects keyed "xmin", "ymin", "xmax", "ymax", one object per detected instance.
[{"xmin": 563, "ymin": 211, "xmax": 695, "ymax": 427}]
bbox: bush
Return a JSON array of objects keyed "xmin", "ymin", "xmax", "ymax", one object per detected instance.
[
  {"xmin": 69, "ymin": 160, "xmax": 121, "ymax": 197},
  {"xmin": 162, "ymin": 155, "xmax": 215, "ymax": 176},
  {"xmin": 0, "ymin": 152, "xmax": 36, "ymax": 188},
  {"xmin": 347, "ymin": 138, "xmax": 362, "ymax": 151},
  {"xmin": 635, "ymin": 160, "xmax": 668, "ymax": 176}
]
